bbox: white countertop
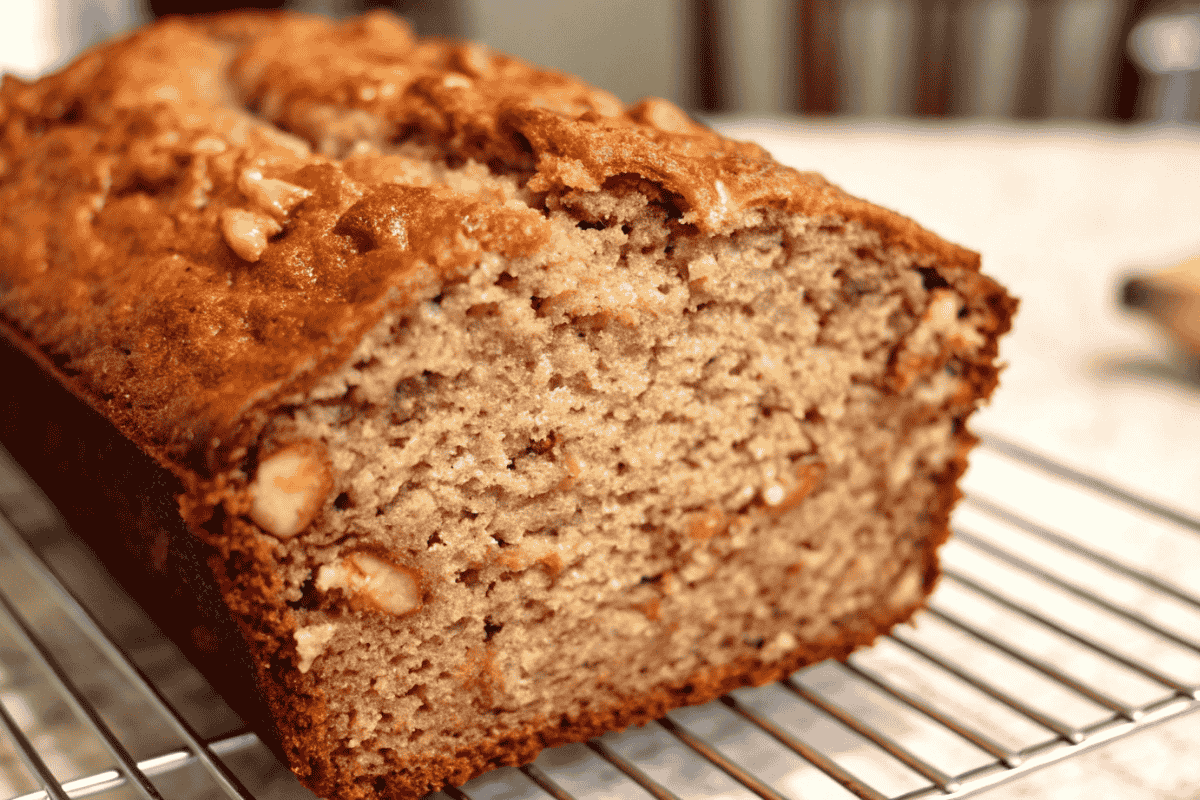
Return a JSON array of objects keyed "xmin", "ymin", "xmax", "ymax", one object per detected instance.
[{"xmin": 712, "ymin": 117, "xmax": 1200, "ymax": 799}]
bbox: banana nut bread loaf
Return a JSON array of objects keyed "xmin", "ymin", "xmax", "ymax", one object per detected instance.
[{"xmin": 0, "ymin": 11, "xmax": 1016, "ymax": 799}]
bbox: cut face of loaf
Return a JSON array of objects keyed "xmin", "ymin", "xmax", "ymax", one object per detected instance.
[
  {"xmin": 235, "ymin": 159, "xmax": 1009, "ymax": 796},
  {"xmin": 0, "ymin": 11, "xmax": 1015, "ymax": 800}
]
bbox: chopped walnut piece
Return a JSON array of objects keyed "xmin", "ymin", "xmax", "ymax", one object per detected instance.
[
  {"xmin": 294, "ymin": 622, "xmax": 338, "ymax": 673},
  {"xmin": 219, "ymin": 208, "xmax": 281, "ymax": 262},
  {"xmin": 237, "ymin": 168, "xmax": 313, "ymax": 218},
  {"xmin": 248, "ymin": 440, "xmax": 333, "ymax": 538},
  {"xmin": 316, "ymin": 552, "xmax": 422, "ymax": 616}
]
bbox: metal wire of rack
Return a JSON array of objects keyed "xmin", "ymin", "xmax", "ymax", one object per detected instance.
[{"xmin": 1, "ymin": 433, "xmax": 1198, "ymax": 800}]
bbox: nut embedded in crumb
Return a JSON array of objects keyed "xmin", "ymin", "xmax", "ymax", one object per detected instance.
[
  {"xmin": 294, "ymin": 622, "xmax": 338, "ymax": 673},
  {"xmin": 248, "ymin": 440, "xmax": 333, "ymax": 538},
  {"xmin": 316, "ymin": 552, "xmax": 422, "ymax": 616},
  {"xmin": 237, "ymin": 168, "xmax": 313, "ymax": 218},
  {"xmin": 219, "ymin": 208, "xmax": 282, "ymax": 262}
]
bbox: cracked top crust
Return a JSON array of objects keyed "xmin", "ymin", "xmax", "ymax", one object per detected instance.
[{"xmin": 0, "ymin": 10, "xmax": 979, "ymax": 481}]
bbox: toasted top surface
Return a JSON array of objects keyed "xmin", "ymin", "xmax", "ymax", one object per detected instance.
[{"xmin": 0, "ymin": 10, "xmax": 978, "ymax": 478}]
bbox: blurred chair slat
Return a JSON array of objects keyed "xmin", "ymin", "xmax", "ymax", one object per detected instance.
[
  {"xmin": 692, "ymin": 0, "xmax": 726, "ymax": 112},
  {"xmin": 1010, "ymin": 0, "xmax": 1056, "ymax": 117},
  {"xmin": 799, "ymin": 0, "xmax": 842, "ymax": 113},
  {"xmin": 913, "ymin": 0, "xmax": 958, "ymax": 116}
]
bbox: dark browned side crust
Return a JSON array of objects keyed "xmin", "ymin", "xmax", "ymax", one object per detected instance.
[{"xmin": 0, "ymin": 320, "xmax": 284, "ymax": 753}]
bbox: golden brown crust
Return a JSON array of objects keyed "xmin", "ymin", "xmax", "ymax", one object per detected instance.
[{"xmin": 1, "ymin": 10, "xmax": 979, "ymax": 480}]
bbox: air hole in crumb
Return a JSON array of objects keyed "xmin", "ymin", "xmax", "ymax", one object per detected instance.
[
  {"xmin": 407, "ymin": 728, "xmax": 425, "ymax": 743},
  {"xmin": 427, "ymin": 532, "xmax": 444, "ymax": 547},
  {"xmin": 495, "ymin": 271, "xmax": 518, "ymax": 290},
  {"xmin": 576, "ymin": 219, "xmax": 605, "ymax": 231},
  {"xmin": 917, "ymin": 266, "xmax": 951, "ymax": 291},
  {"xmin": 388, "ymin": 123, "xmax": 419, "ymax": 147},
  {"xmin": 59, "ymin": 99, "xmax": 84, "ymax": 124},
  {"xmin": 466, "ymin": 302, "xmax": 499, "ymax": 318},
  {"xmin": 616, "ymin": 462, "xmax": 628, "ymax": 475},
  {"xmin": 289, "ymin": 574, "xmax": 321, "ymax": 610},
  {"xmin": 547, "ymin": 374, "xmax": 565, "ymax": 390},
  {"xmin": 958, "ymin": 305, "xmax": 970, "ymax": 319},
  {"xmin": 530, "ymin": 295, "xmax": 545, "ymax": 313},
  {"xmin": 510, "ymin": 130, "xmax": 534, "ymax": 155},
  {"xmin": 804, "ymin": 408, "xmax": 824, "ymax": 425},
  {"xmin": 456, "ymin": 567, "xmax": 481, "ymax": 586},
  {"xmin": 333, "ymin": 492, "xmax": 352, "ymax": 510},
  {"xmin": 431, "ymin": 293, "xmax": 444, "ymax": 306},
  {"xmin": 527, "ymin": 431, "xmax": 558, "ymax": 456},
  {"xmin": 483, "ymin": 618, "xmax": 504, "ymax": 641}
]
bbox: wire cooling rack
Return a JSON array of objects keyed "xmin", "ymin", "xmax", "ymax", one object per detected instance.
[{"xmin": 1, "ymin": 433, "xmax": 1198, "ymax": 800}]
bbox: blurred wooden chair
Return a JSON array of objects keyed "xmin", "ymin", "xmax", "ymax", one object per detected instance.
[{"xmin": 693, "ymin": 0, "xmax": 1196, "ymax": 121}]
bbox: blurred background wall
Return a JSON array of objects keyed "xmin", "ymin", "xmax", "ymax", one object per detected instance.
[{"xmin": 2, "ymin": 0, "xmax": 1197, "ymax": 122}]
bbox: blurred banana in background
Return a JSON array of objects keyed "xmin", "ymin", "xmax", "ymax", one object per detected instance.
[{"xmin": 1123, "ymin": 254, "xmax": 1200, "ymax": 362}]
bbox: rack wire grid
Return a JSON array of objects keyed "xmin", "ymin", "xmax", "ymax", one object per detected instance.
[{"xmin": 1, "ymin": 431, "xmax": 1199, "ymax": 800}]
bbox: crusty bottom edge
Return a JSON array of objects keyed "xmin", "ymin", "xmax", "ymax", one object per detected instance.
[{"xmin": 302, "ymin": 595, "xmax": 929, "ymax": 800}]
